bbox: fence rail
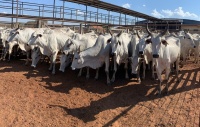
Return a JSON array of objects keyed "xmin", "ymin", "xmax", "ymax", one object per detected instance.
[{"xmin": 0, "ymin": 0, "xmax": 142, "ymax": 26}]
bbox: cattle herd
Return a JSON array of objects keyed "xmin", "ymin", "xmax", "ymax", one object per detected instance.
[{"xmin": 0, "ymin": 23, "xmax": 199, "ymax": 95}]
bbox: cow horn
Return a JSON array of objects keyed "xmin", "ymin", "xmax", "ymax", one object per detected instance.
[
  {"xmin": 146, "ymin": 21, "xmax": 152, "ymax": 36},
  {"xmin": 136, "ymin": 30, "xmax": 141, "ymax": 39},
  {"xmin": 117, "ymin": 30, "xmax": 123, "ymax": 37},
  {"xmin": 161, "ymin": 22, "xmax": 169, "ymax": 37},
  {"xmin": 109, "ymin": 29, "xmax": 113, "ymax": 36}
]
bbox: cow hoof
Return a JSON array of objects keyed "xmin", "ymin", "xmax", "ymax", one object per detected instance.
[
  {"xmin": 107, "ymin": 82, "xmax": 112, "ymax": 86},
  {"xmin": 86, "ymin": 76, "xmax": 90, "ymax": 80},
  {"xmin": 111, "ymin": 79, "xmax": 115, "ymax": 83}
]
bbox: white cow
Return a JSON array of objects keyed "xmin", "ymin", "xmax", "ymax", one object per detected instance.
[
  {"xmin": 6, "ymin": 28, "xmax": 48, "ymax": 64},
  {"xmin": 191, "ymin": 34, "xmax": 200, "ymax": 63},
  {"xmin": 146, "ymin": 23, "xmax": 181, "ymax": 95},
  {"xmin": 172, "ymin": 31, "xmax": 196, "ymax": 65},
  {"xmin": 109, "ymin": 31, "xmax": 139, "ymax": 83},
  {"xmin": 60, "ymin": 32, "xmax": 97, "ymax": 79},
  {"xmin": 30, "ymin": 28, "xmax": 76, "ymax": 69},
  {"xmin": 133, "ymin": 32, "xmax": 155, "ymax": 81},
  {"xmin": 28, "ymin": 29, "xmax": 72, "ymax": 74},
  {"xmin": 0, "ymin": 28, "xmax": 18, "ymax": 60},
  {"xmin": 71, "ymin": 34, "xmax": 112, "ymax": 84}
]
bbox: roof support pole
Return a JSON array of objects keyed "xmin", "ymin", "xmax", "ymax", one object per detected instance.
[
  {"xmin": 16, "ymin": 0, "xmax": 18, "ymax": 24},
  {"xmin": 62, "ymin": 1, "xmax": 65, "ymax": 26},
  {"xmin": 119, "ymin": 13, "xmax": 121, "ymax": 25},
  {"xmin": 108, "ymin": 11, "xmax": 110, "ymax": 24},
  {"xmin": 52, "ymin": 0, "xmax": 55, "ymax": 24},
  {"xmin": 85, "ymin": 5, "xmax": 87, "ymax": 27},
  {"xmin": 80, "ymin": 23, "xmax": 83, "ymax": 34},
  {"xmin": 97, "ymin": 7, "xmax": 99, "ymax": 23},
  {"xmin": 125, "ymin": 14, "xmax": 127, "ymax": 25},
  {"xmin": 11, "ymin": 0, "xmax": 14, "ymax": 28}
]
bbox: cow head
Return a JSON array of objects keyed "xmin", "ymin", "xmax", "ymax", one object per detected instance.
[
  {"xmin": 110, "ymin": 31, "xmax": 123, "ymax": 56},
  {"xmin": 129, "ymin": 56, "xmax": 140, "ymax": 76},
  {"xmin": 71, "ymin": 52, "xmax": 84, "ymax": 70},
  {"xmin": 138, "ymin": 33, "xmax": 151, "ymax": 57},
  {"xmin": 31, "ymin": 47, "xmax": 41, "ymax": 68},
  {"xmin": 6, "ymin": 29, "xmax": 20, "ymax": 43},
  {"xmin": 59, "ymin": 54, "xmax": 73, "ymax": 72},
  {"xmin": 146, "ymin": 21, "xmax": 169, "ymax": 58},
  {"xmin": 63, "ymin": 38, "xmax": 80, "ymax": 55},
  {"xmin": 184, "ymin": 32, "xmax": 196, "ymax": 48},
  {"xmin": 28, "ymin": 31, "xmax": 44, "ymax": 46}
]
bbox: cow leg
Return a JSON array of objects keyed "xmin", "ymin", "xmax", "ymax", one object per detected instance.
[
  {"xmin": 51, "ymin": 52, "xmax": 58, "ymax": 74},
  {"xmin": 86, "ymin": 67, "xmax": 90, "ymax": 79},
  {"xmin": 176, "ymin": 58, "xmax": 180, "ymax": 83},
  {"xmin": 165, "ymin": 67, "xmax": 171, "ymax": 94},
  {"xmin": 182, "ymin": 52, "xmax": 187, "ymax": 65},
  {"xmin": 156, "ymin": 68, "xmax": 162, "ymax": 95},
  {"xmin": 95, "ymin": 68, "xmax": 99, "ymax": 80},
  {"xmin": 49, "ymin": 57, "xmax": 53, "ymax": 71},
  {"xmin": 137, "ymin": 62, "xmax": 141, "ymax": 83},
  {"xmin": 124, "ymin": 61, "xmax": 129, "ymax": 79},
  {"xmin": 3, "ymin": 49, "xmax": 7, "ymax": 61},
  {"xmin": 151, "ymin": 61, "xmax": 155, "ymax": 79},
  {"xmin": 105, "ymin": 57, "xmax": 111, "ymax": 85},
  {"xmin": 25, "ymin": 51, "xmax": 30, "ymax": 65},
  {"xmin": 78, "ymin": 68, "xmax": 83, "ymax": 77},
  {"xmin": 111, "ymin": 58, "xmax": 117, "ymax": 82},
  {"xmin": 0, "ymin": 48, "xmax": 5, "ymax": 60},
  {"xmin": 142, "ymin": 61, "xmax": 146, "ymax": 80}
]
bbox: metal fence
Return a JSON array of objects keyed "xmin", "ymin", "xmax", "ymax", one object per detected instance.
[{"xmin": 0, "ymin": 0, "xmax": 142, "ymax": 26}]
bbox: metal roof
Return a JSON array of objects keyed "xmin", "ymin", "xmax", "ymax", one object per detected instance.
[{"xmin": 62, "ymin": 0, "xmax": 162, "ymax": 21}]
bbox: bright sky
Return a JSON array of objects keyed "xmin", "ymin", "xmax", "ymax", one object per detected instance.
[
  {"xmin": 103, "ymin": 0, "xmax": 200, "ymax": 21},
  {"xmin": 1, "ymin": 0, "xmax": 200, "ymax": 22},
  {"xmin": 39, "ymin": 0, "xmax": 200, "ymax": 21}
]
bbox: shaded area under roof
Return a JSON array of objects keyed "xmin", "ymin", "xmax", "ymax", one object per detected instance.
[{"xmin": 62, "ymin": 0, "xmax": 162, "ymax": 21}]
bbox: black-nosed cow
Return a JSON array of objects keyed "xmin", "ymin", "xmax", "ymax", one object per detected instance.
[
  {"xmin": 71, "ymin": 34, "xmax": 112, "ymax": 84},
  {"xmin": 28, "ymin": 29, "xmax": 72, "ymax": 74},
  {"xmin": 146, "ymin": 22, "xmax": 181, "ymax": 95}
]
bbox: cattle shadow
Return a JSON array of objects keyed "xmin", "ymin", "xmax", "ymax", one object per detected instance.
[
  {"xmin": 48, "ymin": 66, "xmax": 199, "ymax": 125},
  {"xmin": 0, "ymin": 59, "xmax": 199, "ymax": 125}
]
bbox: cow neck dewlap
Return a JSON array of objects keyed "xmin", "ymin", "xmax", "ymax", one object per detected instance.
[
  {"xmin": 80, "ymin": 36, "xmax": 103, "ymax": 57},
  {"xmin": 17, "ymin": 30, "xmax": 31, "ymax": 44}
]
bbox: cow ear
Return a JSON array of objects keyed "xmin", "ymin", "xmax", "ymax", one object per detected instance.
[
  {"xmin": 161, "ymin": 40, "xmax": 168, "ymax": 46},
  {"xmin": 145, "ymin": 39, "xmax": 152, "ymax": 44},
  {"xmin": 38, "ymin": 34, "xmax": 42, "ymax": 37},
  {"xmin": 107, "ymin": 38, "xmax": 111, "ymax": 43}
]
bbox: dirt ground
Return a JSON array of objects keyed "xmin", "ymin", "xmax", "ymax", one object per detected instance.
[{"xmin": 0, "ymin": 58, "xmax": 199, "ymax": 127}]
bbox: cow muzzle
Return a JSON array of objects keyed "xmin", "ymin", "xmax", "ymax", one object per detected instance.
[
  {"xmin": 153, "ymin": 54, "xmax": 159, "ymax": 58},
  {"xmin": 131, "ymin": 73, "xmax": 138, "ymax": 78},
  {"xmin": 139, "ymin": 51, "xmax": 143, "ymax": 55},
  {"xmin": 111, "ymin": 52, "xmax": 116, "ymax": 57},
  {"xmin": 71, "ymin": 67, "xmax": 76, "ymax": 70}
]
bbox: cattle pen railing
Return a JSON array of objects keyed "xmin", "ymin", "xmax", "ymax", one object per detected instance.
[{"xmin": 0, "ymin": 0, "xmax": 141, "ymax": 27}]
